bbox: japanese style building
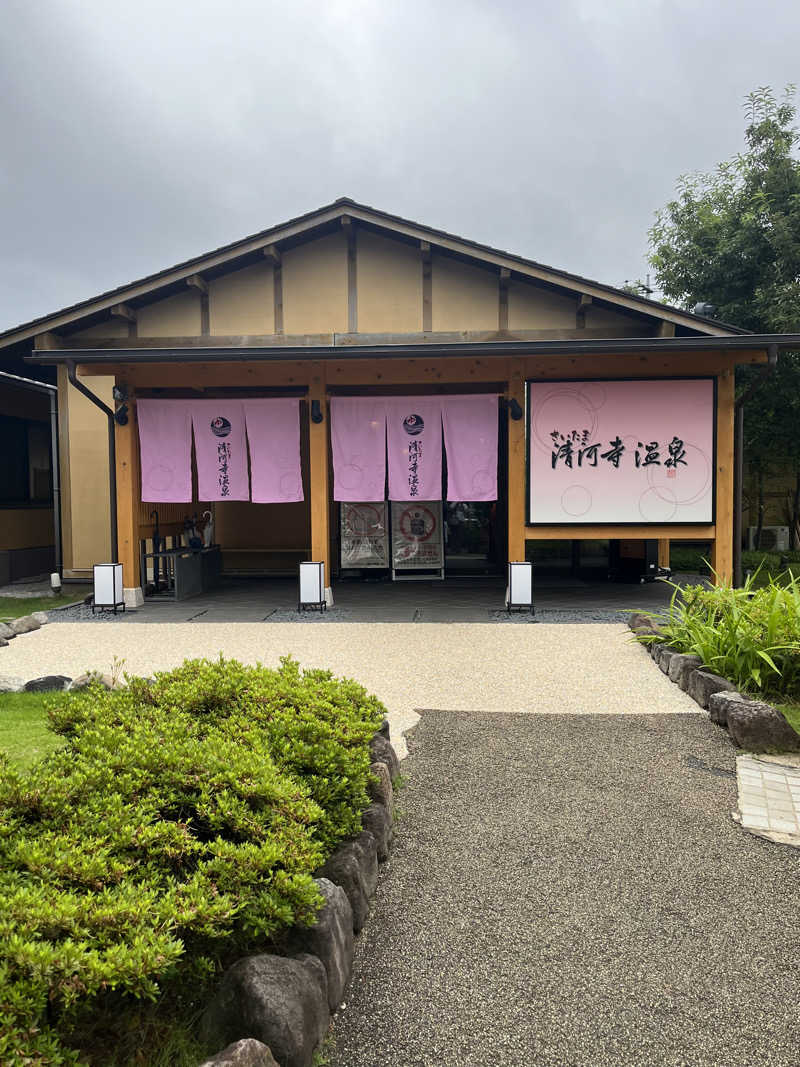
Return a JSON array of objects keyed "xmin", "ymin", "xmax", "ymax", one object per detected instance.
[{"xmin": 0, "ymin": 198, "xmax": 794, "ymax": 606}]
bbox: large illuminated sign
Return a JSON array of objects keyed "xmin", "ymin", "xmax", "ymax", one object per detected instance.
[{"xmin": 527, "ymin": 378, "xmax": 715, "ymax": 525}]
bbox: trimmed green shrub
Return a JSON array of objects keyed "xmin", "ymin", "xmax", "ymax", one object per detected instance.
[
  {"xmin": 639, "ymin": 572, "xmax": 800, "ymax": 696},
  {"xmin": 0, "ymin": 656, "xmax": 385, "ymax": 1065}
]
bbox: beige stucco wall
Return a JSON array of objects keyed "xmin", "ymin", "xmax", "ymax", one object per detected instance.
[
  {"xmin": 431, "ymin": 254, "xmax": 498, "ymax": 331},
  {"xmin": 209, "ymin": 261, "xmax": 274, "ymax": 335},
  {"xmin": 357, "ymin": 230, "xmax": 423, "ymax": 333},
  {"xmin": 60, "ymin": 372, "xmax": 112, "ymax": 574},
  {"xmin": 138, "ymin": 290, "xmax": 201, "ymax": 337},
  {"xmin": 509, "ymin": 281, "xmax": 578, "ymax": 329},
  {"xmin": 282, "ymin": 231, "xmax": 348, "ymax": 334},
  {"xmin": 70, "ymin": 320, "xmax": 130, "ymax": 340}
]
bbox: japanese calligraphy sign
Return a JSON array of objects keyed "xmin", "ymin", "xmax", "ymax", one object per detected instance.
[
  {"xmin": 340, "ymin": 502, "xmax": 389, "ymax": 568},
  {"xmin": 391, "ymin": 501, "xmax": 444, "ymax": 569},
  {"xmin": 527, "ymin": 379, "xmax": 715, "ymax": 524},
  {"xmin": 386, "ymin": 397, "xmax": 443, "ymax": 501},
  {"xmin": 189, "ymin": 400, "xmax": 250, "ymax": 501}
]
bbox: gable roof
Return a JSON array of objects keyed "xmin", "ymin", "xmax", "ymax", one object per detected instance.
[{"xmin": 0, "ymin": 197, "xmax": 745, "ymax": 346}]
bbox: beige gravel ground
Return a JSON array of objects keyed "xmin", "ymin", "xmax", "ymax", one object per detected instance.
[{"xmin": 0, "ymin": 622, "xmax": 698, "ymax": 757}]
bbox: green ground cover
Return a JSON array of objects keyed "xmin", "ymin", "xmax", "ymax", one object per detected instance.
[
  {"xmin": 0, "ymin": 691, "xmax": 64, "ymax": 766},
  {"xmin": 641, "ymin": 572, "xmax": 800, "ymax": 742},
  {"xmin": 0, "ymin": 656, "xmax": 386, "ymax": 1066},
  {"xmin": 0, "ymin": 586, "xmax": 91, "ymax": 621}
]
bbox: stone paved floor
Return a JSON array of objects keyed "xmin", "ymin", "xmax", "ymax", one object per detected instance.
[
  {"xmin": 736, "ymin": 754, "xmax": 800, "ymax": 844},
  {"xmin": 330, "ymin": 712, "xmax": 800, "ymax": 1067}
]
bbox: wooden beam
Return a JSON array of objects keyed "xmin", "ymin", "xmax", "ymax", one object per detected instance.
[
  {"xmin": 115, "ymin": 385, "xmax": 142, "ymax": 594},
  {"xmin": 421, "ymin": 241, "xmax": 432, "ymax": 332},
  {"xmin": 273, "ymin": 259, "xmax": 284, "ymax": 335},
  {"xmin": 711, "ymin": 367, "xmax": 734, "ymax": 582},
  {"xmin": 507, "ymin": 358, "xmax": 526, "ymax": 562},
  {"xmin": 185, "ymin": 274, "xmax": 208, "ymax": 295},
  {"xmin": 576, "ymin": 294, "xmax": 592, "ymax": 330},
  {"xmin": 34, "ymin": 331, "xmax": 61, "ymax": 349},
  {"xmin": 308, "ymin": 367, "xmax": 330, "ymax": 587},
  {"xmin": 527, "ymin": 525, "xmax": 715, "ymax": 540},
  {"xmin": 658, "ymin": 320, "xmax": 676, "ymax": 337},
  {"xmin": 345, "ymin": 218, "xmax": 357, "ymax": 333},
  {"xmin": 658, "ymin": 538, "xmax": 670, "ymax": 568},
  {"xmin": 110, "ymin": 304, "xmax": 137, "ymax": 338},
  {"xmin": 263, "ymin": 244, "xmax": 281, "ymax": 265},
  {"xmin": 499, "ymin": 268, "xmax": 510, "ymax": 331}
]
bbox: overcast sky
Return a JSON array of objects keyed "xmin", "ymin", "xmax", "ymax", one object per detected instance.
[{"xmin": 1, "ymin": 0, "xmax": 798, "ymax": 331}]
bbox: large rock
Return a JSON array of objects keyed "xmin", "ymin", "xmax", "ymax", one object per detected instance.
[
  {"xmin": 0, "ymin": 637, "xmax": 7, "ymax": 648},
  {"xmin": 350, "ymin": 830, "xmax": 379, "ymax": 897},
  {"xmin": 708, "ymin": 690, "xmax": 748, "ymax": 727},
  {"xmin": 687, "ymin": 670, "xmax": 737, "ymax": 709},
  {"xmin": 69, "ymin": 672, "xmax": 114, "ymax": 691},
  {"xmin": 10, "ymin": 615, "xmax": 41, "ymax": 636},
  {"xmin": 369, "ymin": 734, "xmax": 400, "ymax": 781},
  {"xmin": 368, "ymin": 761, "xmax": 393, "ymax": 810},
  {"xmin": 287, "ymin": 879, "xmax": 353, "ymax": 1010},
  {"xmin": 317, "ymin": 840, "xmax": 373, "ymax": 933},
  {"xmin": 658, "ymin": 649, "xmax": 677, "ymax": 675},
  {"xmin": 727, "ymin": 701, "xmax": 800, "ymax": 753},
  {"xmin": 0, "ymin": 675, "xmax": 25, "ymax": 693},
  {"xmin": 199, "ymin": 1039, "xmax": 279, "ymax": 1067},
  {"xmin": 377, "ymin": 718, "xmax": 391, "ymax": 741},
  {"xmin": 0, "ymin": 622, "xmax": 15, "ymax": 641},
  {"xmin": 201, "ymin": 954, "xmax": 328, "ymax": 1067},
  {"xmin": 362, "ymin": 802, "xmax": 393, "ymax": 861},
  {"xmin": 24, "ymin": 675, "xmax": 72, "ymax": 693},
  {"xmin": 31, "ymin": 611, "xmax": 49, "ymax": 625},
  {"xmin": 667, "ymin": 653, "xmax": 704, "ymax": 690},
  {"xmin": 629, "ymin": 612, "xmax": 661, "ymax": 637}
]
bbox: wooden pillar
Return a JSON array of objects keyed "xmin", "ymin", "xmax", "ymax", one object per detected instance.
[
  {"xmin": 658, "ymin": 538, "xmax": 670, "ymax": 568},
  {"xmin": 115, "ymin": 384, "xmax": 142, "ymax": 602},
  {"xmin": 308, "ymin": 366, "xmax": 331, "ymax": 589},
  {"xmin": 711, "ymin": 366, "xmax": 735, "ymax": 583},
  {"xmin": 507, "ymin": 358, "xmax": 526, "ymax": 563}
]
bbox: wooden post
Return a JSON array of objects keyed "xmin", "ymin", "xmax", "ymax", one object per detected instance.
[
  {"xmin": 507, "ymin": 358, "xmax": 526, "ymax": 563},
  {"xmin": 115, "ymin": 384, "xmax": 143, "ymax": 604},
  {"xmin": 308, "ymin": 367, "xmax": 331, "ymax": 592},
  {"xmin": 711, "ymin": 366, "xmax": 735, "ymax": 583},
  {"xmin": 658, "ymin": 538, "xmax": 670, "ymax": 569}
]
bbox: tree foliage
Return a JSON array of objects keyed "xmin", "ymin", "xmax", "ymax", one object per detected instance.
[{"xmin": 648, "ymin": 86, "xmax": 800, "ymax": 543}]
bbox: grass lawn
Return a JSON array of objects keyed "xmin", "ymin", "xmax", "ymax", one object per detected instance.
[
  {"xmin": 0, "ymin": 692, "xmax": 63, "ymax": 767},
  {"xmin": 0, "ymin": 585, "xmax": 92, "ymax": 621}
]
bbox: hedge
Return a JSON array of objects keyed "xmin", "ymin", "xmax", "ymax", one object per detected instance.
[{"xmin": 0, "ymin": 656, "xmax": 386, "ymax": 1065}]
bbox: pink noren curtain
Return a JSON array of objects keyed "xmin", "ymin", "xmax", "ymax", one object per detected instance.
[
  {"xmin": 137, "ymin": 399, "xmax": 193, "ymax": 503},
  {"xmin": 189, "ymin": 400, "xmax": 250, "ymax": 501},
  {"xmin": 385, "ymin": 396, "xmax": 443, "ymax": 501},
  {"xmin": 442, "ymin": 394, "xmax": 499, "ymax": 501},
  {"xmin": 243, "ymin": 398, "xmax": 303, "ymax": 503},
  {"xmin": 331, "ymin": 397, "xmax": 387, "ymax": 502}
]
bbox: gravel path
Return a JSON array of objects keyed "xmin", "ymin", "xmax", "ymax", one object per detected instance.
[
  {"xmin": 331, "ymin": 711, "xmax": 800, "ymax": 1067},
  {"xmin": 0, "ymin": 623, "xmax": 697, "ymax": 754}
]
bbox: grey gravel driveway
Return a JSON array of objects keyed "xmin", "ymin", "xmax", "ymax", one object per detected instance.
[{"xmin": 331, "ymin": 711, "xmax": 800, "ymax": 1067}]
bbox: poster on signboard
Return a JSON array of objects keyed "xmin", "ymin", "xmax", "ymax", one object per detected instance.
[
  {"xmin": 340, "ymin": 502, "xmax": 389, "ymax": 569},
  {"xmin": 527, "ymin": 378, "xmax": 715, "ymax": 525},
  {"xmin": 391, "ymin": 501, "xmax": 444, "ymax": 569}
]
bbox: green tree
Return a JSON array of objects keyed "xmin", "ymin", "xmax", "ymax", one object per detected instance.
[{"xmin": 649, "ymin": 86, "xmax": 800, "ymax": 547}]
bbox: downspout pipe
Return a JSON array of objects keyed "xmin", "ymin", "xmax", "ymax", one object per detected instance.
[
  {"xmin": 733, "ymin": 343, "xmax": 778, "ymax": 587},
  {"xmin": 49, "ymin": 388, "xmax": 62, "ymax": 578},
  {"xmin": 65, "ymin": 360, "xmax": 118, "ymax": 564}
]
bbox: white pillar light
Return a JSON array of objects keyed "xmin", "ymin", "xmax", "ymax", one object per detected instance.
[
  {"xmin": 507, "ymin": 561, "xmax": 534, "ymax": 615},
  {"xmin": 299, "ymin": 561, "xmax": 326, "ymax": 612},
  {"xmin": 93, "ymin": 563, "xmax": 125, "ymax": 614}
]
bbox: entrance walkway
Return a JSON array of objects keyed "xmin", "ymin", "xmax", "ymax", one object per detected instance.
[{"xmin": 331, "ymin": 711, "xmax": 800, "ymax": 1067}]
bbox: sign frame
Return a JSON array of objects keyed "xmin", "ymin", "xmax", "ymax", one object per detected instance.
[
  {"xmin": 390, "ymin": 500, "xmax": 445, "ymax": 581},
  {"xmin": 525, "ymin": 377, "xmax": 717, "ymax": 527},
  {"xmin": 339, "ymin": 502, "xmax": 390, "ymax": 570}
]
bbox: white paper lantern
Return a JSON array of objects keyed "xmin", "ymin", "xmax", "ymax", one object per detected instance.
[
  {"xmin": 507, "ymin": 561, "xmax": 534, "ymax": 614},
  {"xmin": 93, "ymin": 563, "xmax": 125, "ymax": 614},
  {"xmin": 299, "ymin": 561, "xmax": 326, "ymax": 611}
]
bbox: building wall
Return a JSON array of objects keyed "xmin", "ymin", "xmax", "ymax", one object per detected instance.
[
  {"xmin": 0, "ymin": 507, "xmax": 53, "ymax": 551},
  {"xmin": 282, "ymin": 232, "xmax": 348, "ymax": 334},
  {"xmin": 138, "ymin": 290, "xmax": 202, "ymax": 337},
  {"xmin": 431, "ymin": 254, "xmax": 498, "ymax": 331},
  {"xmin": 209, "ymin": 261, "xmax": 274, "ymax": 335},
  {"xmin": 58, "ymin": 367, "xmax": 112, "ymax": 576},
  {"xmin": 357, "ymin": 230, "xmax": 423, "ymax": 333}
]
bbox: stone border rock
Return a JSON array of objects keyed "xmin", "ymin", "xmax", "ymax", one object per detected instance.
[
  {"xmin": 0, "ymin": 669, "xmax": 119, "ymax": 694},
  {"xmin": 199, "ymin": 722, "xmax": 399, "ymax": 1067},
  {"xmin": 0, "ymin": 611, "xmax": 48, "ymax": 648},
  {"xmin": 629, "ymin": 614, "xmax": 800, "ymax": 755}
]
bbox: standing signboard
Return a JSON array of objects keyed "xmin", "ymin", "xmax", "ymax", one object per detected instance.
[
  {"xmin": 340, "ymin": 502, "xmax": 389, "ymax": 569},
  {"xmin": 527, "ymin": 378, "xmax": 716, "ymax": 525},
  {"xmin": 390, "ymin": 501, "xmax": 444, "ymax": 579}
]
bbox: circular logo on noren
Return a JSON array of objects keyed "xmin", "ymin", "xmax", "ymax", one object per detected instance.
[
  {"xmin": 403, "ymin": 414, "xmax": 424, "ymax": 436},
  {"xmin": 210, "ymin": 417, "xmax": 232, "ymax": 438}
]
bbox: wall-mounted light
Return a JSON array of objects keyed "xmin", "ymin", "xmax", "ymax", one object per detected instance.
[
  {"xmin": 311, "ymin": 399, "xmax": 324, "ymax": 424},
  {"xmin": 113, "ymin": 383, "xmax": 129, "ymax": 425},
  {"xmin": 508, "ymin": 397, "xmax": 523, "ymax": 421},
  {"xmin": 114, "ymin": 403, "xmax": 129, "ymax": 426}
]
